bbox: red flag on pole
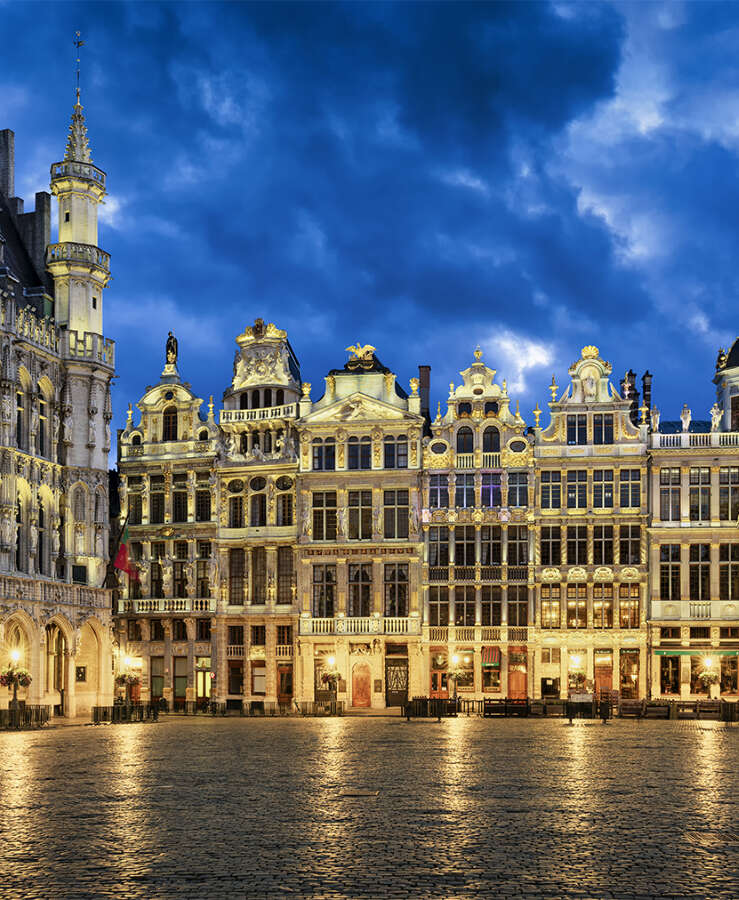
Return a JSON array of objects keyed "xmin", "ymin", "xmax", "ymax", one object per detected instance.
[{"xmin": 114, "ymin": 523, "xmax": 139, "ymax": 580}]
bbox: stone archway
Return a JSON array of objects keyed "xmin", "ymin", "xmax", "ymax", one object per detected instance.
[
  {"xmin": 1, "ymin": 616, "xmax": 33, "ymax": 708},
  {"xmin": 45, "ymin": 622, "xmax": 68, "ymax": 715}
]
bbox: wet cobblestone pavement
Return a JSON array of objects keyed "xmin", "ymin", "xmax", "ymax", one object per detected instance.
[{"xmin": 0, "ymin": 718, "xmax": 738, "ymax": 899}]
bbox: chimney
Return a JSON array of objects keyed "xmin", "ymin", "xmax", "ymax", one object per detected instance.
[
  {"xmin": 18, "ymin": 192, "xmax": 51, "ymax": 281},
  {"xmin": 626, "ymin": 369, "xmax": 640, "ymax": 425},
  {"xmin": 418, "ymin": 365, "xmax": 431, "ymax": 423},
  {"xmin": 641, "ymin": 371, "xmax": 653, "ymax": 414},
  {"xmin": 0, "ymin": 130, "xmax": 14, "ymax": 199}
]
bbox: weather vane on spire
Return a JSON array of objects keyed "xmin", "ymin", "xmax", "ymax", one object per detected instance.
[{"xmin": 74, "ymin": 31, "xmax": 85, "ymax": 101}]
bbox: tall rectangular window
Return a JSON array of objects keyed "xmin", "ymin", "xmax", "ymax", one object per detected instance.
[
  {"xmin": 384, "ymin": 564, "xmax": 408, "ymax": 617},
  {"xmin": 619, "ymin": 469, "xmax": 641, "ymax": 508},
  {"xmin": 593, "ymin": 414, "xmax": 613, "ymax": 445},
  {"xmin": 719, "ymin": 543, "xmax": 739, "ymax": 601},
  {"xmin": 172, "ymin": 490, "xmax": 188, "ymax": 523},
  {"xmin": 128, "ymin": 494, "xmax": 142, "ymax": 526},
  {"xmin": 540, "ymin": 471, "xmax": 561, "ymax": 509},
  {"xmin": 593, "ymin": 525, "xmax": 613, "ymax": 565},
  {"xmin": 429, "ymin": 585, "xmax": 449, "ymax": 626},
  {"xmin": 383, "ymin": 435, "xmax": 408, "ymax": 469},
  {"xmin": 312, "ymin": 564, "xmax": 336, "ymax": 617},
  {"xmin": 150, "ymin": 491, "xmax": 165, "ymax": 525},
  {"xmin": 277, "ymin": 547, "xmax": 293, "ymax": 604},
  {"xmin": 481, "ymin": 473, "xmax": 501, "ymax": 508},
  {"xmin": 508, "ymin": 473, "xmax": 528, "ymax": 507},
  {"xmin": 689, "ymin": 467, "xmax": 711, "ymax": 522},
  {"xmin": 540, "ymin": 526, "xmax": 561, "ymax": 566},
  {"xmin": 454, "ymin": 584, "xmax": 475, "ymax": 626},
  {"xmin": 312, "ymin": 492, "xmax": 337, "ymax": 541},
  {"xmin": 195, "ymin": 489, "xmax": 211, "ymax": 522},
  {"xmin": 481, "ymin": 585, "xmax": 501, "ymax": 625},
  {"xmin": 619, "ymin": 584, "xmax": 640, "ymax": 628},
  {"xmin": 592, "ymin": 583, "xmax": 613, "ymax": 628},
  {"xmin": 250, "ymin": 493, "xmax": 267, "ymax": 527},
  {"xmin": 508, "ymin": 526, "xmax": 529, "ymax": 566},
  {"xmin": 689, "ymin": 544, "xmax": 710, "ymax": 601},
  {"xmin": 507, "ymin": 585, "xmax": 528, "ymax": 626},
  {"xmin": 454, "ymin": 525, "xmax": 475, "ymax": 567},
  {"xmin": 228, "ymin": 548, "xmax": 245, "ymax": 605},
  {"xmin": 566, "ymin": 414, "xmax": 587, "ymax": 445},
  {"xmin": 196, "ymin": 540, "xmax": 211, "ymax": 598},
  {"xmin": 660, "ymin": 468, "xmax": 681, "ymax": 521},
  {"xmin": 312, "ymin": 439, "xmax": 335, "ymax": 471},
  {"xmin": 480, "ymin": 526, "xmax": 501, "ymax": 566},
  {"xmin": 277, "ymin": 493, "xmax": 293, "ymax": 526},
  {"xmin": 348, "ymin": 490, "xmax": 372, "ymax": 540},
  {"xmin": 15, "ymin": 392, "xmax": 25, "ymax": 451},
  {"xmin": 619, "ymin": 524, "xmax": 640, "ymax": 565},
  {"xmin": 541, "ymin": 585, "xmax": 561, "ymax": 629},
  {"xmin": 659, "ymin": 544, "xmax": 681, "ymax": 600},
  {"xmin": 348, "ymin": 564, "xmax": 372, "ymax": 616},
  {"xmin": 567, "ymin": 525, "xmax": 587, "ymax": 565},
  {"xmin": 566, "ymin": 470, "xmax": 587, "ymax": 508},
  {"xmin": 719, "ymin": 467, "xmax": 739, "ymax": 521},
  {"xmin": 566, "ymin": 584, "xmax": 587, "ymax": 629},
  {"xmin": 229, "ymin": 496, "xmax": 244, "ymax": 529},
  {"xmin": 455, "ymin": 474, "xmax": 475, "ymax": 509},
  {"xmin": 428, "ymin": 526, "xmax": 449, "ymax": 567},
  {"xmin": 251, "ymin": 547, "xmax": 266, "ymax": 603},
  {"xmin": 384, "ymin": 490, "xmax": 409, "ymax": 539},
  {"xmin": 593, "ymin": 470, "xmax": 614, "ymax": 508},
  {"xmin": 347, "ymin": 437, "xmax": 371, "ymax": 470},
  {"xmin": 429, "ymin": 474, "xmax": 449, "ymax": 509}
]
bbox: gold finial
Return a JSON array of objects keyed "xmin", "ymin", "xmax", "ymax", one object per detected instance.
[
  {"xmin": 581, "ymin": 345, "xmax": 599, "ymax": 359},
  {"xmin": 126, "ymin": 403, "xmax": 132, "ymax": 421},
  {"xmin": 208, "ymin": 395, "xmax": 214, "ymax": 417},
  {"xmin": 639, "ymin": 403, "xmax": 648, "ymax": 425},
  {"xmin": 502, "ymin": 378, "xmax": 507, "ymax": 393},
  {"xmin": 302, "ymin": 382, "xmax": 311, "ymax": 398},
  {"xmin": 449, "ymin": 382, "xmax": 454, "ymax": 395},
  {"xmin": 434, "ymin": 402, "xmax": 442, "ymax": 424},
  {"xmin": 474, "ymin": 345, "xmax": 482, "ymax": 361},
  {"xmin": 549, "ymin": 375, "xmax": 558, "ymax": 402},
  {"xmin": 515, "ymin": 399, "xmax": 520, "ymax": 416},
  {"xmin": 533, "ymin": 403, "xmax": 541, "ymax": 428},
  {"xmin": 409, "ymin": 377, "xmax": 419, "ymax": 396}
]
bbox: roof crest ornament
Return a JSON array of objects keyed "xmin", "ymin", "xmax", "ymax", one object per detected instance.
[{"xmin": 64, "ymin": 32, "xmax": 92, "ymax": 163}]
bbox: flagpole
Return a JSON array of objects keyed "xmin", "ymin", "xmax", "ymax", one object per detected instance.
[{"xmin": 103, "ymin": 511, "xmax": 129, "ymax": 589}]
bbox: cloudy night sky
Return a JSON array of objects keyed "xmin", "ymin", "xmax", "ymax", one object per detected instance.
[{"xmin": 3, "ymin": 1, "xmax": 738, "ymax": 452}]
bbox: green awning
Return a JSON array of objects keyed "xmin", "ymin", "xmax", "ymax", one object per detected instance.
[{"xmin": 654, "ymin": 649, "xmax": 739, "ymax": 656}]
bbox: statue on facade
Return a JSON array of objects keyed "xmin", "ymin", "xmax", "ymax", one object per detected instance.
[
  {"xmin": 1, "ymin": 390, "xmax": 11, "ymax": 423},
  {"xmin": 337, "ymin": 507, "xmax": 347, "ymax": 539},
  {"xmin": 74, "ymin": 524, "xmax": 85, "ymax": 557},
  {"xmin": 710, "ymin": 402, "xmax": 723, "ymax": 432},
  {"xmin": 650, "ymin": 405, "xmax": 660, "ymax": 432},
  {"xmin": 166, "ymin": 331, "xmax": 178, "ymax": 366},
  {"xmin": 680, "ymin": 403, "xmax": 692, "ymax": 432}
]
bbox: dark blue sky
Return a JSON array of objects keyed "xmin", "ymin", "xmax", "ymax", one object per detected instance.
[{"xmin": 3, "ymin": 1, "xmax": 737, "ymax": 453}]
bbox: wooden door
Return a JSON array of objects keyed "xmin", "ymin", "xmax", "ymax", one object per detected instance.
[
  {"xmin": 507, "ymin": 646, "xmax": 528, "ymax": 699},
  {"xmin": 277, "ymin": 665, "xmax": 293, "ymax": 704},
  {"xmin": 594, "ymin": 665, "xmax": 613, "ymax": 699},
  {"xmin": 351, "ymin": 663, "xmax": 371, "ymax": 708},
  {"xmin": 385, "ymin": 658, "xmax": 408, "ymax": 707}
]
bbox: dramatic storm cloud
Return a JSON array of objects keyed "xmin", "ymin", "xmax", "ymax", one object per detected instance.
[{"xmin": 2, "ymin": 1, "xmax": 737, "ymax": 452}]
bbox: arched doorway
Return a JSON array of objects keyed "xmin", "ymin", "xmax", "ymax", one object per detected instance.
[
  {"xmin": 3, "ymin": 619, "xmax": 31, "ymax": 708},
  {"xmin": 351, "ymin": 662, "xmax": 371, "ymax": 708},
  {"xmin": 45, "ymin": 623, "xmax": 67, "ymax": 716},
  {"xmin": 75, "ymin": 621, "xmax": 101, "ymax": 716}
]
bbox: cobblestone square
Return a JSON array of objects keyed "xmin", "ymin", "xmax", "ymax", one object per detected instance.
[{"xmin": 1, "ymin": 718, "xmax": 738, "ymax": 898}]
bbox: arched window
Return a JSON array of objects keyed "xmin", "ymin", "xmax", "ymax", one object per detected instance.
[
  {"xmin": 276, "ymin": 389, "xmax": 284, "ymax": 406},
  {"xmin": 162, "ymin": 406, "xmax": 177, "ymax": 442},
  {"xmin": 38, "ymin": 500, "xmax": 46, "ymax": 576},
  {"xmin": 456, "ymin": 427, "xmax": 473, "ymax": 453},
  {"xmin": 263, "ymin": 388, "xmax": 272, "ymax": 408},
  {"xmin": 94, "ymin": 490, "xmax": 105, "ymax": 524},
  {"xmin": 15, "ymin": 498, "xmax": 23, "ymax": 572},
  {"xmin": 483, "ymin": 427, "xmax": 500, "ymax": 452},
  {"xmin": 38, "ymin": 397, "xmax": 47, "ymax": 457},
  {"xmin": 251, "ymin": 389, "xmax": 260, "ymax": 409},
  {"xmin": 199, "ymin": 429, "xmax": 209, "ymax": 441},
  {"xmin": 131, "ymin": 434, "xmax": 142, "ymax": 446},
  {"xmin": 240, "ymin": 392, "xmax": 249, "ymax": 409},
  {"xmin": 15, "ymin": 391, "xmax": 25, "ymax": 451},
  {"xmin": 73, "ymin": 486, "xmax": 87, "ymax": 523},
  {"xmin": 384, "ymin": 434, "xmax": 408, "ymax": 469},
  {"xmin": 250, "ymin": 493, "xmax": 266, "ymax": 527}
]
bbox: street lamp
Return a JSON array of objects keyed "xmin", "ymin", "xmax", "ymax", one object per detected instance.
[
  {"xmin": 450, "ymin": 654, "xmax": 460, "ymax": 701},
  {"xmin": 9, "ymin": 648, "xmax": 21, "ymax": 712}
]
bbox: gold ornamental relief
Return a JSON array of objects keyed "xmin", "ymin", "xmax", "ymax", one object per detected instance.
[
  {"xmin": 620, "ymin": 567, "xmax": 640, "ymax": 581},
  {"xmin": 593, "ymin": 566, "xmax": 614, "ymax": 581},
  {"xmin": 501, "ymin": 447, "xmax": 532, "ymax": 468},
  {"xmin": 542, "ymin": 568, "xmax": 560, "ymax": 582},
  {"xmin": 567, "ymin": 567, "xmax": 587, "ymax": 582},
  {"xmin": 423, "ymin": 446, "xmax": 451, "ymax": 469}
]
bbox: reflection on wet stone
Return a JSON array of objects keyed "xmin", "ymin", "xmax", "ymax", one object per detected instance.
[{"xmin": 0, "ymin": 718, "xmax": 737, "ymax": 898}]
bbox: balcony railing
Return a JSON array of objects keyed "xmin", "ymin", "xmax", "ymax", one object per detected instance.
[
  {"xmin": 654, "ymin": 431, "xmax": 739, "ymax": 449},
  {"xmin": 507, "ymin": 566, "xmax": 529, "ymax": 582},
  {"xmin": 455, "ymin": 626, "xmax": 475, "ymax": 642},
  {"xmin": 51, "ymin": 159, "xmax": 106, "ymax": 187},
  {"xmin": 227, "ymin": 644, "xmax": 244, "ymax": 658},
  {"xmin": 122, "ymin": 597, "xmax": 217, "ymax": 614},
  {"xmin": 299, "ymin": 616, "xmax": 421, "ymax": 636},
  {"xmin": 429, "ymin": 567, "xmax": 449, "ymax": 582},
  {"xmin": 689, "ymin": 602, "xmax": 711, "ymax": 619},
  {"xmin": 482, "ymin": 452, "xmax": 501, "ymax": 468},
  {"xmin": 429, "ymin": 626, "xmax": 449, "ymax": 643},
  {"xmin": 480, "ymin": 566, "xmax": 502, "ymax": 582},
  {"xmin": 220, "ymin": 404, "xmax": 297, "ymax": 425},
  {"xmin": 46, "ymin": 242, "xmax": 110, "ymax": 273},
  {"xmin": 456, "ymin": 453, "xmax": 474, "ymax": 469},
  {"xmin": 481, "ymin": 627, "xmax": 501, "ymax": 642},
  {"xmin": 454, "ymin": 566, "xmax": 475, "ymax": 582},
  {"xmin": 0, "ymin": 574, "xmax": 109, "ymax": 610},
  {"xmin": 508, "ymin": 627, "xmax": 528, "ymax": 642},
  {"xmin": 276, "ymin": 644, "xmax": 293, "ymax": 658}
]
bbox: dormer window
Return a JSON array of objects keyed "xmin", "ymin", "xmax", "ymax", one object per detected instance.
[
  {"xmin": 162, "ymin": 406, "xmax": 178, "ymax": 442},
  {"xmin": 458, "ymin": 402, "xmax": 472, "ymax": 418},
  {"xmin": 485, "ymin": 401, "xmax": 498, "ymax": 417},
  {"xmin": 131, "ymin": 434, "xmax": 142, "ymax": 446}
]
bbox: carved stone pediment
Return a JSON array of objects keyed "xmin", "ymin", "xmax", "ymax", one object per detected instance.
[{"xmin": 303, "ymin": 393, "xmax": 409, "ymax": 424}]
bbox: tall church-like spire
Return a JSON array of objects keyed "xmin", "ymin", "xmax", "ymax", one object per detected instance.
[{"xmin": 64, "ymin": 97, "xmax": 92, "ymax": 163}]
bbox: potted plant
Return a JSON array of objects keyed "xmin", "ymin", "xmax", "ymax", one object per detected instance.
[
  {"xmin": 320, "ymin": 670, "xmax": 340, "ymax": 693},
  {"xmin": 1, "ymin": 664, "xmax": 32, "ymax": 717},
  {"xmin": 698, "ymin": 668, "xmax": 720, "ymax": 697}
]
